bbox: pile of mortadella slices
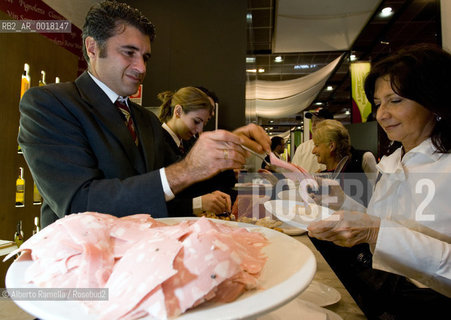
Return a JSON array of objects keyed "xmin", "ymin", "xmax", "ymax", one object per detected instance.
[{"xmin": 4, "ymin": 212, "xmax": 269, "ymax": 320}]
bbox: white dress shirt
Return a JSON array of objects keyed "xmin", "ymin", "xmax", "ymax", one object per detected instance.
[{"xmin": 342, "ymin": 138, "xmax": 451, "ymax": 297}]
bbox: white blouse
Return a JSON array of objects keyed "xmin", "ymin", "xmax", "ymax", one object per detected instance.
[{"xmin": 343, "ymin": 138, "xmax": 451, "ymax": 297}]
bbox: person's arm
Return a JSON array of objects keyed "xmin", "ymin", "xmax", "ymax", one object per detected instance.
[
  {"xmin": 19, "ymin": 86, "xmax": 169, "ymax": 219},
  {"xmin": 165, "ymin": 125, "xmax": 270, "ymax": 195},
  {"xmin": 373, "ymin": 219, "xmax": 451, "ymax": 298}
]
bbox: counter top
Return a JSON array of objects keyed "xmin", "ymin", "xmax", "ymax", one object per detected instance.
[{"xmin": 294, "ymin": 233, "xmax": 366, "ymax": 320}]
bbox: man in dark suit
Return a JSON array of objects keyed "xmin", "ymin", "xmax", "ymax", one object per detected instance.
[{"xmin": 18, "ymin": 1, "xmax": 270, "ymax": 227}]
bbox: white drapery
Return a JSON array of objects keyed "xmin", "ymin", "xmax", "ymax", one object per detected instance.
[
  {"xmin": 246, "ymin": 54, "xmax": 344, "ymax": 119},
  {"xmin": 274, "ymin": 0, "xmax": 382, "ymax": 53}
]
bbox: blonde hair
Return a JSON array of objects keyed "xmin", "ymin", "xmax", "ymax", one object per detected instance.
[
  {"xmin": 158, "ymin": 87, "xmax": 214, "ymax": 123},
  {"xmin": 313, "ymin": 120, "xmax": 351, "ymax": 160}
]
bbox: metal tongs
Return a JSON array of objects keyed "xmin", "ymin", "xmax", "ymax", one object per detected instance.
[{"xmin": 240, "ymin": 145, "xmax": 282, "ymax": 172}]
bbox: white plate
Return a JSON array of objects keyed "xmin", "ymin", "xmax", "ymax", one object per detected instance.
[
  {"xmin": 298, "ymin": 281, "xmax": 341, "ymax": 307},
  {"xmin": 6, "ymin": 217, "xmax": 316, "ymax": 320},
  {"xmin": 258, "ymin": 297, "xmax": 343, "ymax": 320},
  {"xmin": 264, "ymin": 200, "xmax": 334, "ymax": 230},
  {"xmin": 279, "ymin": 225, "xmax": 306, "ymax": 236}
]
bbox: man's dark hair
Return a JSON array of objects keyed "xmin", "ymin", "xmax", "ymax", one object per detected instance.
[
  {"xmin": 82, "ymin": 0, "xmax": 156, "ymax": 63},
  {"xmin": 195, "ymin": 86, "xmax": 219, "ymax": 104},
  {"xmin": 271, "ymin": 136, "xmax": 284, "ymax": 151}
]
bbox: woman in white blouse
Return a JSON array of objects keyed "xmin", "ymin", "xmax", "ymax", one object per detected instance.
[{"xmin": 308, "ymin": 44, "xmax": 451, "ymax": 318}]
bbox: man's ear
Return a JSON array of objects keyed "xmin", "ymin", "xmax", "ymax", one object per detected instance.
[{"xmin": 85, "ymin": 36, "xmax": 98, "ymax": 61}]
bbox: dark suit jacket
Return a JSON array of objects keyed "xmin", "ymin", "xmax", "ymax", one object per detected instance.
[{"xmin": 19, "ymin": 72, "xmax": 176, "ymax": 227}]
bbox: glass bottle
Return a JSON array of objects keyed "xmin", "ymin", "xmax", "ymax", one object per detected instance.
[
  {"xmin": 33, "ymin": 182, "xmax": 42, "ymax": 205},
  {"xmin": 20, "ymin": 63, "xmax": 30, "ymax": 99},
  {"xmin": 18, "ymin": 63, "xmax": 30, "ymax": 154},
  {"xmin": 15, "ymin": 167, "xmax": 25, "ymax": 207},
  {"xmin": 14, "ymin": 221, "xmax": 24, "ymax": 247},
  {"xmin": 32, "ymin": 216, "xmax": 40, "ymax": 235},
  {"xmin": 38, "ymin": 70, "xmax": 46, "ymax": 86}
]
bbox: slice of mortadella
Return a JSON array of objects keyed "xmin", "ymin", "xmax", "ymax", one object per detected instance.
[{"xmin": 269, "ymin": 152, "xmax": 318, "ymax": 205}]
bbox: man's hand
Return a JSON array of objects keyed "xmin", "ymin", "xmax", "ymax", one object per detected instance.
[
  {"xmin": 233, "ymin": 123, "xmax": 271, "ymax": 154},
  {"xmin": 166, "ymin": 130, "xmax": 247, "ymax": 194},
  {"xmin": 307, "ymin": 210, "xmax": 381, "ymax": 247},
  {"xmin": 201, "ymin": 191, "xmax": 231, "ymax": 214},
  {"xmin": 166, "ymin": 124, "xmax": 270, "ymax": 195}
]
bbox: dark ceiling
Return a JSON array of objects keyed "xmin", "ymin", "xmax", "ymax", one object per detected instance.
[{"xmin": 247, "ymin": 0, "xmax": 441, "ymax": 132}]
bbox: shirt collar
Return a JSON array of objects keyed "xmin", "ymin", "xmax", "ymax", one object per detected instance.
[
  {"xmin": 377, "ymin": 138, "xmax": 442, "ymax": 174},
  {"xmin": 162, "ymin": 123, "xmax": 182, "ymax": 147},
  {"xmin": 403, "ymin": 138, "xmax": 442, "ymax": 162},
  {"xmin": 87, "ymin": 72, "xmax": 128, "ymax": 106}
]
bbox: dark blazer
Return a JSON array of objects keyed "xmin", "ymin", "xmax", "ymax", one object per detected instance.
[{"xmin": 19, "ymin": 72, "xmax": 176, "ymax": 227}]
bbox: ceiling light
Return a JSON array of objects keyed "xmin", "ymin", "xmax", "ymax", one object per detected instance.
[
  {"xmin": 315, "ymin": 102, "xmax": 323, "ymax": 105},
  {"xmin": 326, "ymin": 86, "xmax": 333, "ymax": 91},
  {"xmin": 350, "ymin": 54, "xmax": 357, "ymax": 61},
  {"xmin": 246, "ymin": 57, "xmax": 256, "ymax": 63},
  {"xmin": 269, "ymin": 120, "xmax": 274, "ymax": 123},
  {"xmin": 345, "ymin": 110, "xmax": 351, "ymax": 115},
  {"xmin": 246, "ymin": 13, "xmax": 253, "ymax": 22},
  {"xmin": 246, "ymin": 69, "xmax": 257, "ymax": 73},
  {"xmin": 294, "ymin": 64, "xmax": 317, "ymax": 70},
  {"xmin": 274, "ymin": 56, "xmax": 283, "ymax": 63},
  {"xmin": 258, "ymin": 68, "xmax": 265, "ymax": 73},
  {"xmin": 380, "ymin": 7, "xmax": 393, "ymax": 18}
]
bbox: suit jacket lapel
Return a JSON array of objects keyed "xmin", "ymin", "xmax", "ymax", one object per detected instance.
[{"xmin": 74, "ymin": 72, "xmax": 146, "ymax": 173}]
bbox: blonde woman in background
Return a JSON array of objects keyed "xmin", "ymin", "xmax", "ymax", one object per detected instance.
[
  {"xmin": 158, "ymin": 87, "xmax": 236, "ymax": 216},
  {"xmin": 312, "ymin": 119, "xmax": 377, "ymax": 185}
]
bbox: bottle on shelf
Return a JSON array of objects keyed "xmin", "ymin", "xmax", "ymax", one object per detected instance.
[
  {"xmin": 14, "ymin": 221, "xmax": 24, "ymax": 247},
  {"xmin": 20, "ymin": 63, "xmax": 31, "ymax": 99},
  {"xmin": 15, "ymin": 167, "xmax": 25, "ymax": 207},
  {"xmin": 18, "ymin": 63, "xmax": 31, "ymax": 154},
  {"xmin": 17, "ymin": 127, "xmax": 23, "ymax": 154},
  {"xmin": 32, "ymin": 217, "xmax": 40, "ymax": 235},
  {"xmin": 38, "ymin": 70, "xmax": 46, "ymax": 86},
  {"xmin": 33, "ymin": 182, "xmax": 42, "ymax": 205}
]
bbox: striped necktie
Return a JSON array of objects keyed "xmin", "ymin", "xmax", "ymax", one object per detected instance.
[
  {"xmin": 115, "ymin": 97, "xmax": 138, "ymax": 145},
  {"xmin": 179, "ymin": 141, "xmax": 185, "ymax": 155}
]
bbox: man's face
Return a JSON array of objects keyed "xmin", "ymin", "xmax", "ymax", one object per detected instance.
[{"xmin": 86, "ymin": 24, "xmax": 151, "ymax": 97}]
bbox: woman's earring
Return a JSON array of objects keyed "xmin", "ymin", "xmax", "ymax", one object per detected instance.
[{"xmin": 435, "ymin": 113, "xmax": 442, "ymax": 122}]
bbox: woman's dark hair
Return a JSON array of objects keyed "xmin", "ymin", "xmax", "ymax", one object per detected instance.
[
  {"xmin": 82, "ymin": 1, "xmax": 156, "ymax": 63},
  {"xmin": 364, "ymin": 44, "xmax": 451, "ymax": 153}
]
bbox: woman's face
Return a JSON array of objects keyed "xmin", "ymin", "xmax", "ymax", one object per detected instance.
[
  {"xmin": 312, "ymin": 141, "xmax": 332, "ymax": 165},
  {"xmin": 374, "ymin": 76, "xmax": 435, "ymax": 152},
  {"xmin": 175, "ymin": 108, "xmax": 211, "ymax": 140}
]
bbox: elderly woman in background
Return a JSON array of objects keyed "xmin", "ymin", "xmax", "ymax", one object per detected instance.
[
  {"xmin": 308, "ymin": 44, "xmax": 451, "ymax": 319},
  {"xmin": 312, "ymin": 120, "xmax": 377, "ymax": 181}
]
